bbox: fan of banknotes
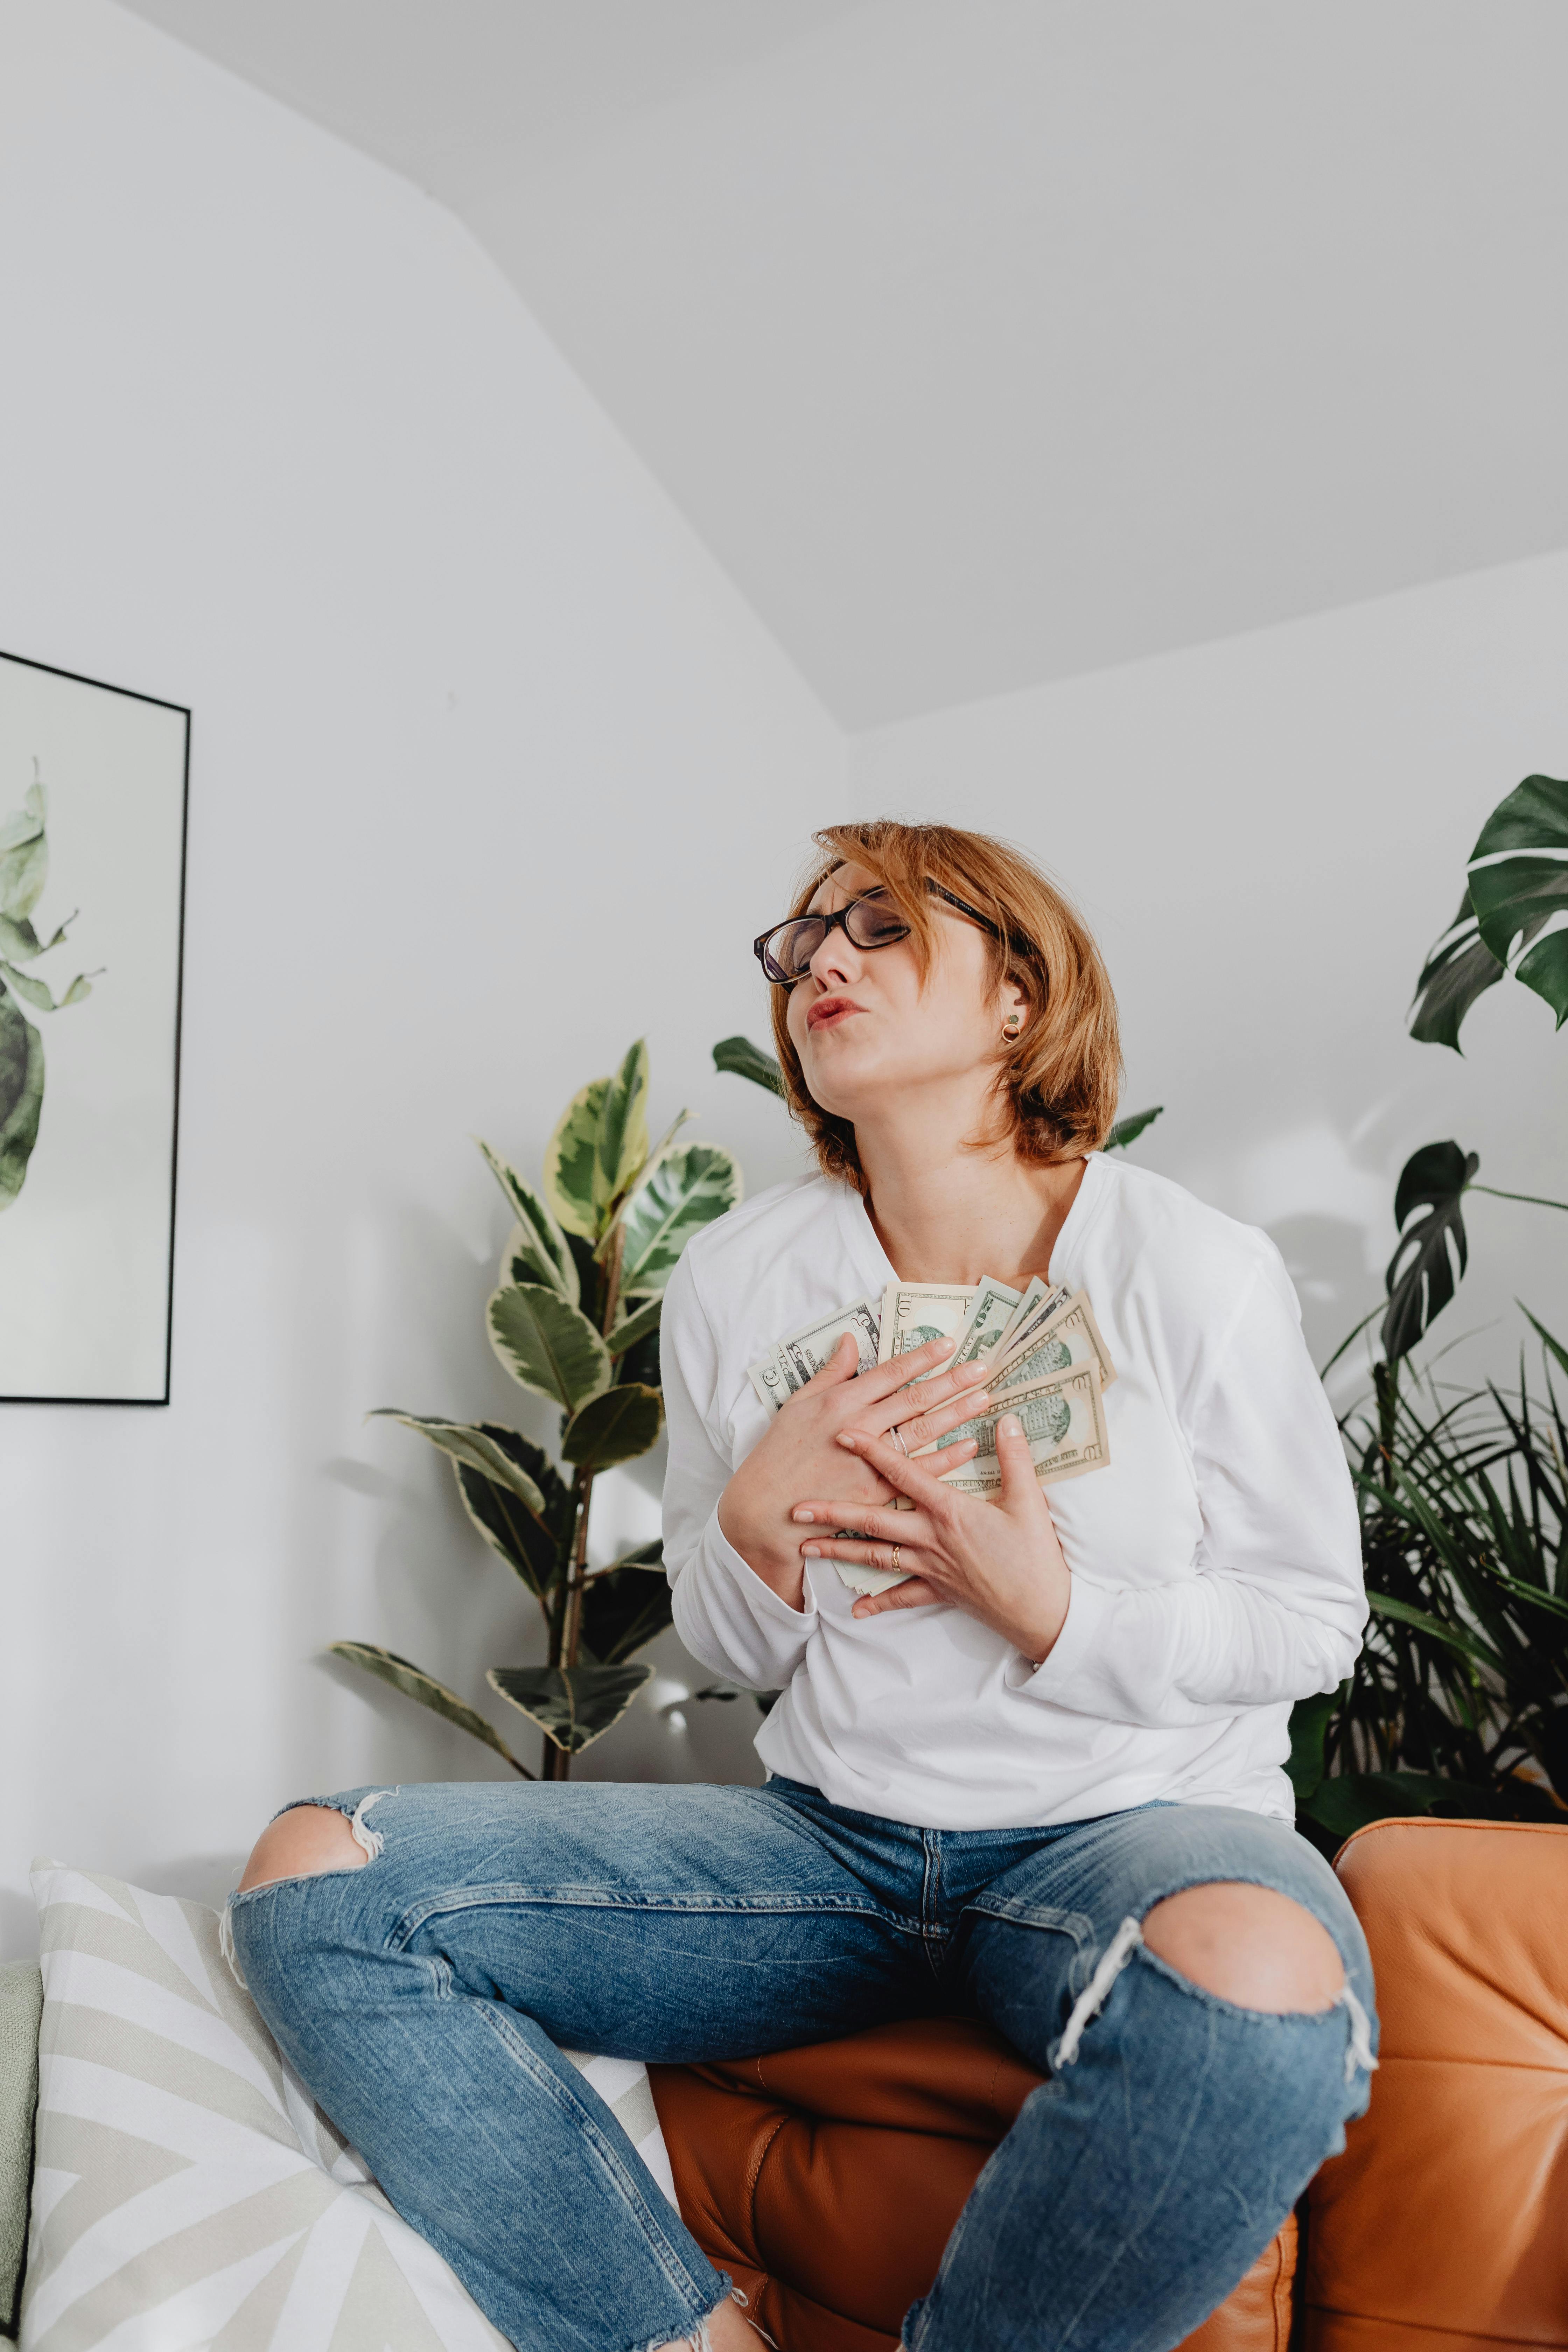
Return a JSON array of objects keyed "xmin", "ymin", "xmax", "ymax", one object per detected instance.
[{"xmin": 748, "ymin": 1274, "xmax": 1115, "ymax": 1593}]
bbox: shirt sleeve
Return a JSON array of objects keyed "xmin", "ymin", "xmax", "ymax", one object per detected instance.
[
  {"xmin": 1015, "ymin": 1251, "xmax": 1366, "ymax": 1728},
  {"xmin": 660, "ymin": 1253, "xmax": 820, "ymax": 1692}
]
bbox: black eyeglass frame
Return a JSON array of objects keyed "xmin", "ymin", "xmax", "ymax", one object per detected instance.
[{"xmin": 753, "ymin": 879, "xmax": 1035, "ymax": 987}]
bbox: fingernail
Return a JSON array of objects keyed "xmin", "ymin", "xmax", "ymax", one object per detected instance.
[
  {"xmin": 837, "ymin": 1432, "xmax": 861, "ymax": 1450},
  {"xmin": 999, "ymin": 1413, "xmax": 1022, "ymax": 1437},
  {"xmin": 791, "ymin": 1507, "xmax": 814, "ymax": 1522},
  {"xmin": 801, "ymin": 1543, "xmax": 822, "ymax": 1558}
]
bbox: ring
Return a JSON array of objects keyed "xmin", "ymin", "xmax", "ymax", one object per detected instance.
[
  {"xmin": 891, "ymin": 1426, "xmax": 909, "ymax": 1455},
  {"xmin": 890, "ymin": 1546, "xmax": 901, "ymax": 1573}
]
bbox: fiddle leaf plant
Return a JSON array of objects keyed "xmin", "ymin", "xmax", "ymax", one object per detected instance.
[
  {"xmin": 0, "ymin": 776, "xmax": 100, "ymax": 1209},
  {"xmin": 333, "ymin": 1040, "xmax": 742, "ymax": 1777}
]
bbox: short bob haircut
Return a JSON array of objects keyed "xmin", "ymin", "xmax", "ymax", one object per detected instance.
[{"xmin": 769, "ymin": 819, "xmax": 1122, "ymax": 1191}]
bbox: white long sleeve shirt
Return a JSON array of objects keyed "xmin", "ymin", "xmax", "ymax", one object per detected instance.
[{"xmin": 662, "ymin": 1151, "xmax": 1365, "ymax": 1829}]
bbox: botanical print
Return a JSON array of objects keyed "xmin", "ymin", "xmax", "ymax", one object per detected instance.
[
  {"xmin": 0, "ymin": 774, "xmax": 100, "ymax": 1209},
  {"xmin": 0, "ymin": 651, "xmax": 187, "ymax": 1403}
]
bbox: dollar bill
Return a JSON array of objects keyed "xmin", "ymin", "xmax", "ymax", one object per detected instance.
[
  {"xmin": 916, "ymin": 1358, "xmax": 1109, "ymax": 1494},
  {"xmin": 947, "ymin": 1276, "xmax": 1023, "ymax": 1373},
  {"xmin": 994, "ymin": 1290, "xmax": 1118, "ymax": 1393},
  {"xmin": 995, "ymin": 1276, "xmax": 1072, "ymax": 1359},
  {"xmin": 877, "ymin": 1282, "xmax": 980, "ymax": 1372},
  {"xmin": 748, "ymin": 1295, "xmax": 882, "ymax": 1415}
]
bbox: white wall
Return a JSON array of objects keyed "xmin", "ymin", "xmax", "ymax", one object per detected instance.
[
  {"xmin": 0, "ymin": 0, "xmax": 846, "ymax": 1955},
  {"xmin": 5, "ymin": 1, "xmax": 1566, "ymax": 1967},
  {"xmin": 853, "ymin": 551, "xmax": 1568, "ymax": 1399}
]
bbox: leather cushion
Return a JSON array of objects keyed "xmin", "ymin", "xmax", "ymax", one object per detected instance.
[
  {"xmin": 1305, "ymin": 1817, "xmax": 1568, "ymax": 2352},
  {"xmin": 652, "ymin": 2015, "xmax": 1295, "ymax": 2352}
]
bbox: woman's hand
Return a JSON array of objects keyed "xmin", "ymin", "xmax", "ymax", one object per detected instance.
[
  {"xmin": 718, "ymin": 1332, "xmax": 993, "ymax": 1611},
  {"xmin": 791, "ymin": 1412, "xmax": 1072, "ymax": 1664}
]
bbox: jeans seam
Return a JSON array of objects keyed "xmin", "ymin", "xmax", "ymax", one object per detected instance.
[
  {"xmin": 387, "ymin": 1887, "xmax": 926, "ymax": 1950},
  {"xmin": 478, "ymin": 1998, "xmax": 723, "ymax": 2315}
]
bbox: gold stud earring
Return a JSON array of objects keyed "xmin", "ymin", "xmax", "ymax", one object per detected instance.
[{"xmin": 1002, "ymin": 1012, "xmax": 1023, "ymax": 1041}]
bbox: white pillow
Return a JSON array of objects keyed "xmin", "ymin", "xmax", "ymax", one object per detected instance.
[{"xmin": 23, "ymin": 1861, "xmax": 678, "ymax": 2350}]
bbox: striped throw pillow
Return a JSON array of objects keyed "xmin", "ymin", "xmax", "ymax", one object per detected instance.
[{"xmin": 23, "ymin": 1862, "xmax": 678, "ymax": 2350}]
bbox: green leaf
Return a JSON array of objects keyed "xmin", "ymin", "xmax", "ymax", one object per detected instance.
[
  {"xmin": 370, "ymin": 1410, "xmax": 549, "ymax": 1512},
  {"xmin": 0, "ymin": 909, "xmax": 74, "ymax": 964},
  {"xmin": 329, "ymin": 1642, "xmax": 530, "ymax": 1773},
  {"xmin": 619, "ymin": 1141, "xmax": 741, "ymax": 1296},
  {"xmin": 606, "ymin": 1294, "xmax": 663, "ymax": 1357},
  {"xmin": 1367, "ymin": 1589, "xmax": 1494, "ymax": 1666},
  {"xmin": 1381, "ymin": 1140, "xmax": 1478, "ymax": 1364},
  {"xmin": 454, "ymin": 1425, "xmax": 572, "ymax": 1601},
  {"xmin": 1285, "ymin": 1683, "xmax": 1345, "ymax": 1802},
  {"xmin": 0, "ymin": 784, "xmax": 47, "ymax": 922},
  {"xmin": 596, "ymin": 1038, "xmax": 651, "ymax": 1214},
  {"xmin": 0, "ymin": 957, "xmax": 97, "ymax": 1014},
  {"xmin": 580, "ymin": 1543, "xmax": 673, "ymax": 1663},
  {"xmin": 1409, "ymin": 892, "xmax": 1504, "ymax": 1050},
  {"xmin": 478, "ymin": 1141, "xmax": 578, "ymax": 1303},
  {"xmin": 487, "ymin": 1661, "xmax": 653, "ymax": 1754},
  {"xmin": 542, "ymin": 1044, "xmax": 652, "ymax": 1242},
  {"xmin": 0, "ymin": 988, "xmax": 44, "ymax": 1211},
  {"xmin": 543, "ymin": 1076, "xmax": 609, "ymax": 1239},
  {"xmin": 1466, "ymin": 774, "xmax": 1568, "ymax": 1029},
  {"xmin": 1106, "ymin": 1105, "xmax": 1163, "ymax": 1152},
  {"xmin": 1299, "ymin": 1769, "xmax": 1476, "ymax": 1840},
  {"xmin": 562, "ymin": 1383, "xmax": 663, "ymax": 1469},
  {"xmin": 1521, "ymin": 1306, "xmax": 1568, "ymax": 1382},
  {"xmin": 713, "ymin": 1035, "xmax": 787, "ymax": 1098},
  {"xmin": 595, "ymin": 1106, "xmax": 693, "ymax": 1264},
  {"xmin": 488, "ymin": 1281, "xmax": 610, "ymax": 1413}
]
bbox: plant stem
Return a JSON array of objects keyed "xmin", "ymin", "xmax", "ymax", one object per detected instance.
[
  {"xmin": 543, "ymin": 1226, "xmax": 628, "ymax": 1782},
  {"xmin": 1468, "ymin": 1183, "xmax": 1568, "ymax": 1213}
]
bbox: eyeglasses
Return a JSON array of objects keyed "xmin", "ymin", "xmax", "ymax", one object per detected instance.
[{"xmin": 753, "ymin": 880, "xmax": 1033, "ymax": 987}]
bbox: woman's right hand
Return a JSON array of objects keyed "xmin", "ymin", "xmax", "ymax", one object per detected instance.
[{"xmin": 717, "ymin": 1332, "xmax": 991, "ymax": 1608}]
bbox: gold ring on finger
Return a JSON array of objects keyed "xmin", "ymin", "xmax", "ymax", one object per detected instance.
[{"xmin": 890, "ymin": 1546, "xmax": 901, "ymax": 1573}]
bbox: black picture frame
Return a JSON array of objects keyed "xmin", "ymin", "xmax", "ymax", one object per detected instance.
[{"xmin": 0, "ymin": 647, "xmax": 191, "ymax": 1405}]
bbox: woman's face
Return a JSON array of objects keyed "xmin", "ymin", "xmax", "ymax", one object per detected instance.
[{"xmin": 784, "ymin": 863, "xmax": 1023, "ymax": 1125}]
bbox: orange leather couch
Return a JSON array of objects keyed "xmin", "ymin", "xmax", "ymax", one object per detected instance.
[{"xmin": 649, "ymin": 1818, "xmax": 1568, "ymax": 2352}]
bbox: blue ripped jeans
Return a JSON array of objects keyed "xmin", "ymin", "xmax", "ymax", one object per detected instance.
[{"xmin": 226, "ymin": 1777, "xmax": 1376, "ymax": 2352}]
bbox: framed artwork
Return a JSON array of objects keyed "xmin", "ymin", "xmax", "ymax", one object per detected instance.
[{"xmin": 0, "ymin": 650, "xmax": 190, "ymax": 1404}]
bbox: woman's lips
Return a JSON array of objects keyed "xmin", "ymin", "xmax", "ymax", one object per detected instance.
[{"xmin": 807, "ymin": 996, "xmax": 864, "ymax": 1032}]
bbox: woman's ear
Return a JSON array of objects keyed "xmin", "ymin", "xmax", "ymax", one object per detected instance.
[{"xmin": 999, "ymin": 976, "xmax": 1030, "ymax": 1042}]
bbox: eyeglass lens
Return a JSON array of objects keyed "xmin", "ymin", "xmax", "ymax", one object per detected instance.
[{"xmin": 764, "ymin": 896, "xmax": 910, "ymax": 981}]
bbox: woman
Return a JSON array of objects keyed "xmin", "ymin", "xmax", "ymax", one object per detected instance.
[{"xmin": 230, "ymin": 820, "xmax": 1374, "ymax": 2352}]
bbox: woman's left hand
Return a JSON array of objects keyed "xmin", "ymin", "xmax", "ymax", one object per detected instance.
[{"xmin": 791, "ymin": 1412, "xmax": 1072, "ymax": 1665}]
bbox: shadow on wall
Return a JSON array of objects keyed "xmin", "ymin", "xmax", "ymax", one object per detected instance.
[{"xmin": 1269, "ymin": 1213, "xmax": 1377, "ymax": 1374}]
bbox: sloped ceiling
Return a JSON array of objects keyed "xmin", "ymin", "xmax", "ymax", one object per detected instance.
[{"xmin": 117, "ymin": 0, "xmax": 1568, "ymax": 726}]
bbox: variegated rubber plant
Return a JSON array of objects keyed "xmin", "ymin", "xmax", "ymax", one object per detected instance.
[
  {"xmin": 1, "ymin": 777, "xmax": 99, "ymax": 1210},
  {"xmin": 334, "ymin": 1041, "xmax": 743, "ymax": 1779}
]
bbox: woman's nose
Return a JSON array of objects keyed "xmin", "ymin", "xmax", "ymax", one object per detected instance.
[{"xmin": 808, "ymin": 923, "xmax": 858, "ymax": 988}]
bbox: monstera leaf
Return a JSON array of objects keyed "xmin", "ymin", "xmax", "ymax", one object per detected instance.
[
  {"xmin": 543, "ymin": 1041, "xmax": 651, "ymax": 1240},
  {"xmin": 488, "ymin": 1282, "xmax": 610, "ymax": 1412},
  {"xmin": 1412, "ymin": 775, "xmax": 1568, "ymax": 1046},
  {"xmin": 478, "ymin": 1141, "xmax": 577, "ymax": 1303},
  {"xmin": 713, "ymin": 1035, "xmax": 786, "ymax": 1097},
  {"xmin": 329, "ymin": 1643, "xmax": 530, "ymax": 1773},
  {"xmin": 1409, "ymin": 891, "xmax": 1505, "ymax": 1050},
  {"xmin": 0, "ymin": 989, "xmax": 43, "ymax": 1210},
  {"xmin": 561, "ymin": 1383, "xmax": 663, "ymax": 1470},
  {"xmin": 620, "ymin": 1142, "xmax": 741, "ymax": 1296},
  {"xmin": 1106, "ymin": 1105, "xmax": 1163, "ymax": 1151},
  {"xmin": 580, "ymin": 1544, "xmax": 673, "ymax": 1663},
  {"xmin": 1381, "ymin": 1141, "xmax": 1478, "ymax": 1365},
  {"xmin": 487, "ymin": 1661, "xmax": 653, "ymax": 1754}
]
